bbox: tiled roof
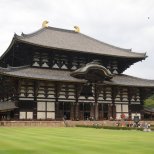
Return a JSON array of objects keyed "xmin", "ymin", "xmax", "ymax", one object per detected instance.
[
  {"xmin": 71, "ymin": 61, "xmax": 113, "ymax": 80},
  {"xmin": 12, "ymin": 27, "xmax": 146, "ymax": 59},
  {"xmin": 0, "ymin": 101, "xmax": 17, "ymax": 111},
  {"xmin": 0, "ymin": 66, "xmax": 85, "ymax": 83},
  {"xmin": 105, "ymin": 74, "xmax": 154, "ymax": 87},
  {"xmin": 144, "ymin": 107, "xmax": 154, "ymax": 113},
  {"xmin": 0, "ymin": 66, "xmax": 154, "ymax": 87}
]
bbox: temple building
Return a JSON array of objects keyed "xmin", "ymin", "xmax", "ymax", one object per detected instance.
[{"xmin": 0, "ymin": 23, "xmax": 154, "ymax": 121}]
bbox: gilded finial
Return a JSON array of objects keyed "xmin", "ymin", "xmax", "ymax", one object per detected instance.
[
  {"xmin": 74, "ymin": 26, "xmax": 80, "ymax": 33},
  {"xmin": 42, "ymin": 20, "xmax": 49, "ymax": 28}
]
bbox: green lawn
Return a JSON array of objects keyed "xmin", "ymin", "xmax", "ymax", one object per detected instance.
[{"xmin": 0, "ymin": 127, "xmax": 153, "ymax": 154}]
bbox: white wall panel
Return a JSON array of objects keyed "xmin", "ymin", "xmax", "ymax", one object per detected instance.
[
  {"xmin": 47, "ymin": 112, "xmax": 55, "ymax": 119},
  {"xmin": 37, "ymin": 112, "xmax": 45, "ymax": 119},
  {"xmin": 37, "ymin": 102, "xmax": 46, "ymax": 111},
  {"xmin": 27, "ymin": 112, "xmax": 33, "ymax": 119},
  {"xmin": 20, "ymin": 112, "xmax": 26, "ymax": 119},
  {"xmin": 116, "ymin": 104, "xmax": 121, "ymax": 112},
  {"xmin": 47, "ymin": 102, "xmax": 55, "ymax": 111},
  {"xmin": 122, "ymin": 105, "xmax": 128, "ymax": 112}
]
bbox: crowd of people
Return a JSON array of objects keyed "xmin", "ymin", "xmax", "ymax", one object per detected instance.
[{"xmin": 114, "ymin": 120, "xmax": 151, "ymax": 131}]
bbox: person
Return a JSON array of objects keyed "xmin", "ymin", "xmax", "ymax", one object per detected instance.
[
  {"xmin": 121, "ymin": 113, "xmax": 126, "ymax": 120},
  {"xmin": 148, "ymin": 123, "xmax": 151, "ymax": 129},
  {"xmin": 63, "ymin": 115, "xmax": 67, "ymax": 121}
]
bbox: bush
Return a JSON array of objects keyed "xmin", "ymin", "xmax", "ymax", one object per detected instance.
[
  {"xmin": 144, "ymin": 96, "xmax": 154, "ymax": 108},
  {"xmin": 76, "ymin": 125, "xmax": 143, "ymax": 131}
]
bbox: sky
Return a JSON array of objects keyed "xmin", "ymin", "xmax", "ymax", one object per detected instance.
[{"xmin": 0, "ymin": 0, "xmax": 154, "ymax": 79}]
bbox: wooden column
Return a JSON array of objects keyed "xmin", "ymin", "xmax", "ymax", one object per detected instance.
[
  {"xmin": 94, "ymin": 103, "xmax": 99, "ymax": 120},
  {"xmin": 128, "ymin": 88, "xmax": 132, "ymax": 120},
  {"xmin": 55, "ymin": 82, "xmax": 62, "ymax": 120},
  {"xmin": 14, "ymin": 108, "xmax": 19, "ymax": 120},
  {"xmin": 75, "ymin": 103, "xmax": 79, "ymax": 120},
  {"xmin": 98, "ymin": 104, "xmax": 104, "ymax": 120},
  {"xmin": 70, "ymin": 102, "xmax": 74, "ymax": 120},
  {"xmin": 140, "ymin": 100, "xmax": 144, "ymax": 120},
  {"xmin": 112, "ymin": 104, "xmax": 116, "ymax": 119},
  {"xmin": 108, "ymin": 104, "xmax": 112, "ymax": 119},
  {"xmin": 112, "ymin": 87, "xmax": 116, "ymax": 120},
  {"xmin": 90, "ymin": 103, "xmax": 95, "ymax": 119},
  {"xmin": 94, "ymin": 84, "xmax": 98, "ymax": 120},
  {"xmin": 75, "ymin": 84, "xmax": 82, "ymax": 120},
  {"xmin": 33, "ymin": 81, "xmax": 38, "ymax": 120},
  {"xmin": 14, "ymin": 79, "xmax": 20, "ymax": 120},
  {"xmin": 55, "ymin": 101, "xmax": 61, "ymax": 120}
]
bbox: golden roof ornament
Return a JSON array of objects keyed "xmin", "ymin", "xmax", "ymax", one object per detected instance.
[
  {"xmin": 74, "ymin": 26, "xmax": 80, "ymax": 33},
  {"xmin": 42, "ymin": 20, "xmax": 49, "ymax": 28}
]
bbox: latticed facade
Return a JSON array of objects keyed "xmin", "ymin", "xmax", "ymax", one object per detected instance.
[{"xmin": 0, "ymin": 26, "xmax": 154, "ymax": 121}]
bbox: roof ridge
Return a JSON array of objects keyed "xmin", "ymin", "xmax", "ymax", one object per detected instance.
[
  {"xmin": 47, "ymin": 26, "xmax": 76, "ymax": 33},
  {"xmin": 0, "ymin": 65, "xmax": 29, "ymax": 72},
  {"xmin": 47, "ymin": 27, "xmax": 134, "ymax": 53},
  {"xmin": 20, "ymin": 28, "xmax": 45, "ymax": 38},
  {"xmin": 18, "ymin": 26, "xmax": 76, "ymax": 38},
  {"xmin": 18, "ymin": 26, "xmax": 146, "ymax": 56}
]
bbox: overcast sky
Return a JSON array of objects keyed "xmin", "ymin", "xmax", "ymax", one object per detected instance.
[{"xmin": 0, "ymin": 0, "xmax": 154, "ymax": 79}]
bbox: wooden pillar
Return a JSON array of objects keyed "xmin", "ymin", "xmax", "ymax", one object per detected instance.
[
  {"xmin": 14, "ymin": 108, "xmax": 19, "ymax": 120},
  {"xmin": 90, "ymin": 103, "xmax": 95, "ymax": 119},
  {"xmin": 94, "ymin": 103, "xmax": 99, "ymax": 120},
  {"xmin": 75, "ymin": 84, "xmax": 82, "ymax": 120},
  {"xmin": 14, "ymin": 79, "xmax": 20, "ymax": 120},
  {"xmin": 55, "ymin": 82, "xmax": 62, "ymax": 120},
  {"xmin": 99, "ymin": 103, "xmax": 104, "ymax": 120},
  {"xmin": 128, "ymin": 100, "xmax": 131, "ymax": 120},
  {"xmin": 55, "ymin": 101, "xmax": 61, "ymax": 120},
  {"xmin": 140, "ymin": 100, "xmax": 144, "ymax": 120},
  {"xmin": 108, "ymin": 104, "xmax": 112, "ymax": 119},
  {"xmin": 112, "ymin": 87, "xmax": 116, "ymax": 120},
  {"xmin": 128, "ymin": 88, "xmax": 132, "ymax": 120},
  {"xmin": 70, "ymin": 102, "xmax": 74, "ymax": 120},
  {"xmin": 33, "ymin": 81, "xmax": 38, "ymax": 120},
  {"xmin": 94, "ymin": 83, "xmax": 98, "ymax": 120},
  {"xmin": 112, "ymin": 104, "xmax": 116, "ymax": 120},
  {"xmin": 75, "ymin": 103, "xmax": 79, "ymax": 120}
]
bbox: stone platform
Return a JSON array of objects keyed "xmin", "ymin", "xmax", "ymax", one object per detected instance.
[{"xmin": 0, "ymin": 120, "xmax": 154, "ymax": 127}]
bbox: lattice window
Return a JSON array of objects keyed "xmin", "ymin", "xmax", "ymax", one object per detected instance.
[
  {"xmin": 37, "ymin": 101, "xmax": 55, "ymax": 119},
  {"xmin": 41, "ymin": 53, "xmax": 49, "ymax": 68},
  {"xmin": 19, "ymin": 81, "xmax": 34, "ymax": 100},
  {"xmin": 111, "ymin": 61, "xmax": 118, "ymax": 74},
  {"xmin": 58, "ymin": 84, "xmax": 76, "ymax": 100},
  {"xmin": 105, "ymin": 87, "xmax": 112, "ymax": 101},
  {"xmin": 19, "ymin": 111, "xmax": 33, "ymax": 119},
  {"xmin": 32, "ymin": 52, "xmax": 40, "ymax": 67},
  {"xmin": 130, "ymin": 88, "xmax": 140, "ymax": 104}
]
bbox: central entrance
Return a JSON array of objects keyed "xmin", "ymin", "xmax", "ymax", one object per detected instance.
[
  {"xmin": 79, "ymin": 103, "xmax": 91, "ymax": 120},
  {"xmin": 59, "ymin": 102, "xmax": 71, "ymax": 120}
]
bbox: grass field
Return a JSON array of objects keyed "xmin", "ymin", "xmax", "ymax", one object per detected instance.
[{"xmin": 0, "ymin": 127, "xmax": 154, "ymax": 154}]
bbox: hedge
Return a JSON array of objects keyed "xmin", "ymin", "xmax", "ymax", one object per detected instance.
[{"xmin": 76, "ymin": 125, "xmax": 143, "ymax": 131}]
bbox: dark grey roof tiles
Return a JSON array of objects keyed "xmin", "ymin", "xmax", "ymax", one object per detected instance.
[
  {"xmin": 0, "ymin": 66, "xmax": 154, "ymax": 87},
  {"xmin": 71, "ymin": 61, "xmax": 113, "ymax": 80},
  {"xmin": 105, "ymin": 74, "xmax": 154, "ymax": 87},
  {"xmin": 144, "ymin": 107, "xmax": 154, "ymax": 113},
  {"xmin": 0, "ymin": 101, "xmax": 17, "ymax": 111},
  {"xmin": 0, "ymin": 67, "xmax": 86, "ymax": 83},
  {"xmin": 14, "ymin": 27, "xmax": 146, "ymax": 58}
]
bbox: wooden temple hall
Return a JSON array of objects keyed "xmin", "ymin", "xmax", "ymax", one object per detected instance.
[{"xmin": 0, "ymin": 22, "xmax": 154, "ymax": 121}]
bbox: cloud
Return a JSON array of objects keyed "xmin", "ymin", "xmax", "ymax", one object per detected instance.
[{"xmin": 0, "ymin": 0, "xmax": 154, "ymax": 79}]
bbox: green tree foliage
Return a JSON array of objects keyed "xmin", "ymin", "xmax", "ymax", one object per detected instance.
[{"xmin": 144, "ymin": 94, "xmax": 154, "ymax": 107}]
